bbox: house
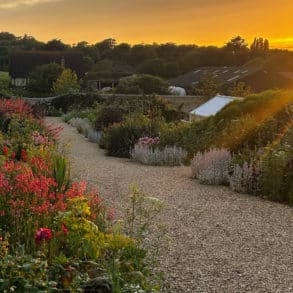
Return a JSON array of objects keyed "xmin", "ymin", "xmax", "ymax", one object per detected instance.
[
  {"xmin": 170, "ymin": 65, "xmax": 293, "ymax": 92},
  {"xmin": 9, "ymin": 51, "xmax": 85, "ymax": 87},
  {"xmin": 189, "ymin": 95, "xmax": 243, "ymax": 121}
]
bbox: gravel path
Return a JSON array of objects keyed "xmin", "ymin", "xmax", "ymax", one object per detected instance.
[{"xmin": 47, "ymin": 117, "xmax": 293, "ymax": 293}]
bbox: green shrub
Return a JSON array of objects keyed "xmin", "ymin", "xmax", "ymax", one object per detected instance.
[
  {"xmin": 100, "ymin": 114, "xmax": 161, "ymax": 158},
  {"xmin": 94, "ymin": 106, "xmax": 123, "ymax": 131},
  {"xmin": 115, "ymin": 74, "xmax": 169, "ymax": 95},
  {"xmin": 48, "ymin": 93, "xmax": 106, "ymax": 114},
  {"xmin": 175, "ymin": 90, "xmax": 293, "ymax": 159},
  {"xmin": 0, "ymin": 251, "xmax": 54, "ymax": 292},
  {"xmin": 259, "ymin": 127, "xmax": 293, "ymax": 204}
]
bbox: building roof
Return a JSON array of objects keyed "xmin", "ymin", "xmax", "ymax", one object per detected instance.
[
  {"xmin": 190, "ymin": 95, "xmax": 243, "ymax": 117},
  {"xmin": 277, "ymin": 72, "xmax": 293, "ymax": 81},
  {"xmin": 170, "ymin": 65, "xmax": 262, "ymax": 88},
  {"xmin": 9, "ymin": 51, "xmax": 85, "ymax": 78}
]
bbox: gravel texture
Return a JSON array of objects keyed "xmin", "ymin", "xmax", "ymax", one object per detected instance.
[{"xmin": 46, "ymin": 117, "xmax": 293, "ymax": 293}]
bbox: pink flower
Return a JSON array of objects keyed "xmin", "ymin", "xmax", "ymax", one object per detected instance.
[
  {"xmin": 107, "ymin": 208, "xmax": 116, "ymax": 221},
  {"xmin": 35, "ymin": 227, "xmax": 52, "ymax": 245}
]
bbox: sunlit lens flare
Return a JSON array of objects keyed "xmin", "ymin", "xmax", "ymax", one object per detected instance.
[
  {"xmin": 215, "ymin": 92, "xmax": 293, "ymax": 150},
  {"xmin": 260, "ymin": 112, "xmax": 293, "ymax": 162}
]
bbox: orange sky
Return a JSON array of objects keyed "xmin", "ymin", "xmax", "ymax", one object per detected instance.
[{"xmin": 0, "ymin": 0, "xmax": 293, "ymax": 49}]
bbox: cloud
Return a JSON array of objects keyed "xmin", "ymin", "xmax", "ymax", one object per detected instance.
[{"xmin": 0, "ymin": 0, "xmax": 62, "ymax": 9}]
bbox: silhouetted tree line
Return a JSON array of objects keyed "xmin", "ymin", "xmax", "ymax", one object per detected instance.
[{"xmin": 1, "ymin": 32, "xmax": 293, "ymax": 78}]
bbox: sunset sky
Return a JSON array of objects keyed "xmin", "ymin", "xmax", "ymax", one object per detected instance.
[{"xmin": 0, "ymin": 0, "xmax": 293, "ymax": 49}]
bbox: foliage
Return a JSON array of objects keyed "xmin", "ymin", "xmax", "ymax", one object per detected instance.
[
  {"xmin": 94, "ymin": 106, "xmax": 123, "ymax": 131},
  {"xmin": 69, "ymin": 117, "xmax": 101, "ymax": 142},
  {"xmin": 116, "ymin": 74, "xmax": 169, "ymax": 95},
  {"xmin": 159, "ymin": 122, "xmax": 190, "ymax": 147},
  {"xmin": 259, "ymin": 127, "xmax": 293, "ymax": 204},
  {"xmin": 47, "ymin": 92, "xmax": 105, "ymax": 114},
  {"xmin": 100, "ymin": 113, "xmax": 161, "ymax": 158},
  {"xmin": 52, "ymin": 154, "xmax": 71, "ymax": 192},
  {"xmin": 0, "ymin": 250, "xmax": 55, "ymax": 292},
  {"xmin": 53, "ymin": 68, "xmax": 81, "ymax": 95},
  {"xmin": 0, "ymin": 71, "xmax": 12, "ymax": 97},
  {"xmin": 190, "ymin": 73, "xmax": 221, "ymax": 98},
  {"xmin": 227, "ymin": 82, "xmax": 252, "ymax": 97},
  {"xmin": 27, "ymin": 63, "xmax": 63, "ymax": 94},
  {"xmin": 176, "ymin": 90, "xmax": 293, "ymax": 158},
  {"xmin": 131, "ymin": 140, "xmax": 187, "ymax": 166},
  {"xmin": 250, "ymin": 37, "xmax": 269, "ymax": 57},
  {"xmin": 229, "ymin": 160, "xmax": 261, "ymax": 194},
  {"xmin": 0, "ymin": 98, "xmax": 33, "ymax": 118},
  {"xmin": 125, "ymin": 185, "xmax": 163, "ymax": 241},
  {"xmin": 0, "ymin": 98, "xmax": 160, "ymax": 291},
  {"xmin": 191, "ymin": 148, "xmax": 232, "ymax": 185}
]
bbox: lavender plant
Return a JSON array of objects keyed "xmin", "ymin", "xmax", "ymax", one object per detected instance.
[
  {"xmin": 228, "ymin": 160, "xmax": 261, "ymax": 194},
  {"xmin": 68, "ymin": 118, "xmax": 100, "ymax": 143},
  {"xmin": 131, "ymin": 137, "xmax": 186, "ymax": 166},
  {"xmin": 132, "ymin": 144, "xmax": 187, "ymax": 166},
  {"xmin": 191, "ymin": 148, "xmax": 232, "ymax": 185}
]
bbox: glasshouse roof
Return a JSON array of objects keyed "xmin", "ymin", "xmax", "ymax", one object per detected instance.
[{"xmin": 190, "ymin": 95, "xmax": 243, "ymax": 117}]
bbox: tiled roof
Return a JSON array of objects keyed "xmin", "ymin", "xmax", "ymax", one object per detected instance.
[{"xmin": 170, "ymin": 66, "xmax": 262, "ymax": 87}]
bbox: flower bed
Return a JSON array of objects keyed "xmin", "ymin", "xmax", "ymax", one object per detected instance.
[{"xmin": 0, "ymin": 98, "xmax": 160, "ymax": 292}]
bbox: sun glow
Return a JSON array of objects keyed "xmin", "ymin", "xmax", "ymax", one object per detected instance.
[{"xmin": 270, "ymin": 38, "xmax": 293, "ymax": 50}]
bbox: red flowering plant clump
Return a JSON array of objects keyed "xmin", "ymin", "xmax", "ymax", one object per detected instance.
[
  {"xmin": 0, "ymin": 99, "xmax": 152, "ymax": 291},
  {"xmin": 0, "ymin": 98, "xmax": 33, "ymax": 119},
  {"xmin": 35, "ymin": 228, "xmax": 53, "ymax": 245},
  {"xmin": 0, "ymin": 99, "xmax": 87, "ymax": 253}
]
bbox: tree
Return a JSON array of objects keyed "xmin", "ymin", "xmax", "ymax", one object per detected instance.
[
  {"xmin": 191, "ymin": 73, "xmax": 221, "ymax": 98},
  {"xmin": 95, "ymin": 39, "xmax": 116, "ymax": 58},
  {"xmin": 28, "ymin": 63, "xmax": 63, "ymax": 94},
  {"xmin": 0, "ymin": 32, "xmax": 17, "ymax": 42},
  {"xmin": 136, "ymin": 58, "xmax": 167, "ymax": 77},
  {"xmin": 0, "ymin": 72, "xmax": 11, "ymax": 96},
  {"xmin": 111, "ymin": 43, "xmax": 131, "ymax": 61},
  {"xmin": 18, "ymin": 34, "xmax": 44, "ymax": 50},
  {"xmin": 250, "ymin": 37, "xmax": 270, "ymax": 57},
  {"xmin": 225, "ymin": 36, "xmax": 248, "ymax": 52},
  {"xmin": 224, "ymin": 36, "xmax": 249, "ymax": 65},
  {"xmin": 227, "ymin": 82, "xmax": 252, "ymax": 97},
  {"xmin": 53, "ymin": 68, "xmax": 80, "ymax": 95},
  {"xmin": 115, "ymin": 74, "xmax": 169, "ymax": 95},
  {"xmin": 43, "ymin": 39, "xmax": 69, "ymax": 51}
]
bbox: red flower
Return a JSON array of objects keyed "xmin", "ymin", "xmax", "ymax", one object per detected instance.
[
  {"xmin": 21, "ymin": 149, "xmax": 28, "ymax": 162},
  {"xmin": 2, "ymin": 146, "xmax": 9, "ymax": 156},
  {"xmin": 61, "ymin": 223, "xmax": 68, "ymax": 235},
  {"xmin": 35, "ymin": 227, "xmax": 52, "ymax": 245}
]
